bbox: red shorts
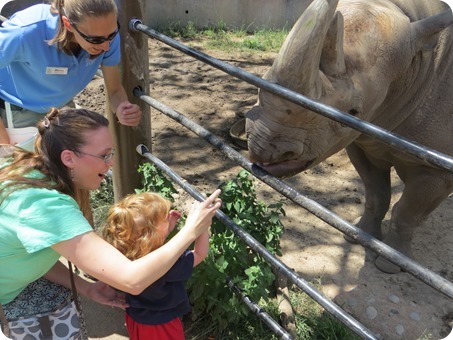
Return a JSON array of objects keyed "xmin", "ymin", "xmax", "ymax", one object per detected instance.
[{"xmin": 125, "ymin": 313, "xmax": 185, "ymax": 340}]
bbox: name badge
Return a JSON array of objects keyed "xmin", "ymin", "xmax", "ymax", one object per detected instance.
[{"xmin": 46, "ymin": 67, "xmax": 68, "ymax": 75}]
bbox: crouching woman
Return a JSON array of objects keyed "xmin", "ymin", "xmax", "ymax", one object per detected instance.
[{"xmin": 0, "ymin": 108, "xmax": 221, "ymax": 339}]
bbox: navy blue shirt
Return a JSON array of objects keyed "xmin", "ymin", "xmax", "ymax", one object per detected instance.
[{"xmin": 126, "ymin": 250, "xmax": 194, "ymax": 325}]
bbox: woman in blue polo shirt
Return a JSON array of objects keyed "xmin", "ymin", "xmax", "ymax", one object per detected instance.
[{"xmin": 0, "ymin": 0, "xmax": 141, "ymax": 145}]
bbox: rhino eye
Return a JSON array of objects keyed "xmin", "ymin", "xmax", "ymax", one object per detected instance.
[
  {"xmin": 348, "ymin": 108, "xmax": 359, "ymax": 116},
  {"xmin": 340, "ymin": 108, "xmax": 360, "ymax": 127}
]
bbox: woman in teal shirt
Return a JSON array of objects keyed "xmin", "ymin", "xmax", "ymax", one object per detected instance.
[{"xmin": 0, "ymin": 108, "xmax": 221, "ymax": 337}]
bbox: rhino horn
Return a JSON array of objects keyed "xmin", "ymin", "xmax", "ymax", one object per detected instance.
[
  {"xmin": 412, "ymin": 9, "xmax": 453, "ymax": 50},
  {"xmin": 320, "ymin": 11, "xmax": 346, "ymax": 77},
  {"xmin": 266, "ymin": 0, "xmax": 341, "ymax": 96}
]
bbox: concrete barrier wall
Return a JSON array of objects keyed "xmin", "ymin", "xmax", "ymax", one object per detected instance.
[
  {"xmin": 147, "ymin": 0, "xmax": 312, "ymax": 30},
  {"xmin": 1, "ymin": 0, "xmax": 311, "ymax": 31}
]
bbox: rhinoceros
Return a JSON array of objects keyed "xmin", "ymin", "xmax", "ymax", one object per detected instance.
[{"xmin": 245, "ymin": 0, "xmax": 453, "ymax": 273}]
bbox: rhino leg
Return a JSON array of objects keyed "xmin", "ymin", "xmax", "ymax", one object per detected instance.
[
  {"xmin": 345, "ymin": 143, "xmax": 392, "ymax": 240},
  {"xmin": 375, "ymin": 169, "xmax": 453, "ymax": 274}
]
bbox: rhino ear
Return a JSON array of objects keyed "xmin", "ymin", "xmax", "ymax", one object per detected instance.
[
  {"xmin": 412, "ymin": 9, "xmax": 453, "ymax": 50},
  {"xmin": 320, "ymin": 11, "xmax": 346, "ymax": 77}
]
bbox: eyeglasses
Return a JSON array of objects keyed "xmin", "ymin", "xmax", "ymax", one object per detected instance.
[
  {"xmin": 66, "ymin": 15, "xmax": 120, "ymax": 44},
  {"xmin": 77, "ymin": 148, "xmax": 115, "ymax": 163}
]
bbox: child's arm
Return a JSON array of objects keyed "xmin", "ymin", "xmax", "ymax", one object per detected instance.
[{"xmin": 192, "ymin": 229, "xmax": 210, "ymax": 266}]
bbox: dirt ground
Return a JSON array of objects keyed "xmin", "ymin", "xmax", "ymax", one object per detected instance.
[{"xmin": 76, "ymin": 38, "xmax": 453, "ymax": 339}]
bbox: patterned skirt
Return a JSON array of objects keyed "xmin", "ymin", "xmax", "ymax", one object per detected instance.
[{"xmin": 3, "ymin": 278, "xmax": 72, "ymax": 320}]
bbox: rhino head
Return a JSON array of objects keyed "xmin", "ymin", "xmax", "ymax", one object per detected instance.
[{"xmin": 245, "ymin": 0, "xmax": 452, "ymax": 178}]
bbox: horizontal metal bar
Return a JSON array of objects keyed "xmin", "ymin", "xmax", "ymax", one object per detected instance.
[
  {"xmin": 226, "ymin": 277, "xmax": 293, "ymax": 340},
  {"xmin": 129, "ymin": 18, "xmax": 453, "ymax": 173}
]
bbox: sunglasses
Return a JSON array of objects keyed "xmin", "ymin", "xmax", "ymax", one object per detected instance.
[{"xmin": 68, "ymin": 17, "xmax": 120, "ymax": 45}]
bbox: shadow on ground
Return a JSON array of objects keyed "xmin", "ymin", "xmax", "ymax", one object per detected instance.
[{"xmin": 82, "ymin": 297, "xmax": 128, "ymax": 340}]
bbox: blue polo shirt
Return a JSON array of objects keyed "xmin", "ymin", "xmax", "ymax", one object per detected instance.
[{"xmin": 0, "ymin": 4, "xmax": 121, "ymax": 113}]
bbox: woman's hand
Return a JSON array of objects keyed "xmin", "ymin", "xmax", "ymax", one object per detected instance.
[
  {"xmin": 86, "ymin": 281, "xmax": 128, "ymax": 309},
  {"xmin": 116, "ymin": 101, "xmax": 141, "ymax": 126},
  {"xmin": 183, "ymin": 189, "xmax": 222, "ymax": 238}
]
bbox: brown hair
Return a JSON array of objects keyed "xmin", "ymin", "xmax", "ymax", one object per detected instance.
[
  {"xmin": 100, "ymin": 192, "xmax": 172, "ymax": 260},
  {"xmin": 0, "ymin": 107, "xmax": 109, "ymax": 220},
  {"xmin": 49, "ymin": 0, "xmax": 118, "ymax": 54}
]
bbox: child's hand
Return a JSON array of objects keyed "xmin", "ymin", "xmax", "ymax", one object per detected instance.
[
  {"xmin": 184, "ymin": 189, "xmax": 222, "ymax": 238},
  {"xmin": 168, "ymin": 210, "xmax": 182, "ymax": 232}
]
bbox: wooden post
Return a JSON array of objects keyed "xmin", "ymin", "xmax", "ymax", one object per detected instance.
[{"xmin": 108, "ymin": 0, "xmax": 150, "ymax": 201}]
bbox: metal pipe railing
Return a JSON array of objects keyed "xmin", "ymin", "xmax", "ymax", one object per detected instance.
[
  {"xmin": 226, "ymin": 277, "xmax": 293, "ymax": 340},
  {"xmin": 129, "ymin": 18, "xmax": 453, "ymax": 173},
  {"xmin": 137, "ymin": 144, "xmax": 379, "ymax": 340},
  {"xmin": 133, "ymin": 89, "xmax": 453, "ymax": 301}
]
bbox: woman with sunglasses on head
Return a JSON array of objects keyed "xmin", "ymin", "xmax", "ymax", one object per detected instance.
[
  {"xmin": 0, "ymin": 108, "xmax": 222, "ymax": 339},
  {"xmin": 0, "ymin": 0, "xmax": 141, "ymax": 145}
]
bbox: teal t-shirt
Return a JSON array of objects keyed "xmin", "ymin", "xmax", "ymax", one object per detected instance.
[{"xmin": 0, "ymin": 185, "xmax": 93, "ymax": 304}]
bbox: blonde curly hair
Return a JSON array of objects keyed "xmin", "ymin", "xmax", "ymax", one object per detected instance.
[{"xmin": 100, "ymin": 192, "xmax": 171, "ymax": 260}]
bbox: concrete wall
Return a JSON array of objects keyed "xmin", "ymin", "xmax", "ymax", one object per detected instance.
[
  {"xmin": 1, "ymin": 0, "xmax": 311, "ymax": 31},
  {"xmin": 147, "ymin": 0, "xmax": 312, "ymax": 30}
]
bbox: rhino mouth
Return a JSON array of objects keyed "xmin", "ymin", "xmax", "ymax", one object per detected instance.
[{"xmin": 256, "ymin": 159, "xmax": 313, "ymax": 178}]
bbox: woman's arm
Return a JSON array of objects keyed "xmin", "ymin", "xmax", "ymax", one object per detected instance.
[
  {"xmin": 101, "ymin": 65, "xmax": 141, "ymax": 126},
  {"xmin": 0, "ymin": 119, "xmax": 10, "ymax": 144},
  {"xmin": 53, "ymin": 189, "xmax": 221, "ymax": 295}
]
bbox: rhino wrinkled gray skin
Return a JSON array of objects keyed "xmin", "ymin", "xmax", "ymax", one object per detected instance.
[{"xmin": 246, "ymin": 0, "xmax": 453, "ymax": 273}]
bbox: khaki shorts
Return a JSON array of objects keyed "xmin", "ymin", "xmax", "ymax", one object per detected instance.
[
  {"xmin": 0, "ymin": 108, "xmax": 43, "ymax": 128},
  {"xmin": 0, "ymin": 100, "xmax": 77, "ymax": 128}
]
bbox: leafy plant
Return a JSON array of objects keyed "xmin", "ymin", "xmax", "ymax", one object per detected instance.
[
  {"xmin": 135, "ymin": 164, "xmax": 286, "ymax": 335},
  {"xmin": 135, "ymin": 162, "xmax": 177, "ymax": 201},
  {"xmin": 187, "ymin": 169, "xmax": 285, "ymax": 333}
]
